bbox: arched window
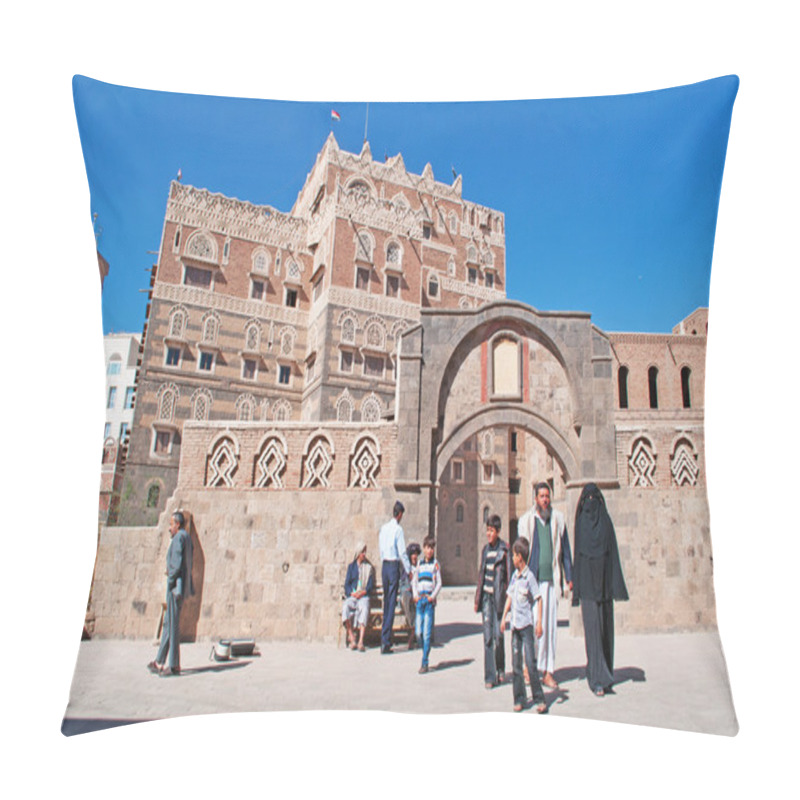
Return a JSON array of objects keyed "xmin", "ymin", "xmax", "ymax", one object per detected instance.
[
  {"xmin": 386, "ymin": 242, "xmax": 401, "ymax": 268},
  {"xmin": 455, "ymin": 502, "xmax": 465, "ymax": 523},
  {"xmin": 618, "ymin": 366, "xmax": 629, "ymax": 409},
  {"xmin": 681, "ymin": 367, "xmax": 692, "ymax": 409},
  {"xmin": 146, "ymin": 483, "xmax": 160, "ymax": 508},
  {"xmin": 648, "ymin": 366, "xmax": 659, "ymax": 409}
]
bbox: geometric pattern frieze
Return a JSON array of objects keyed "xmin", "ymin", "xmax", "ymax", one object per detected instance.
[
  {"xmin": 629, "ymin": 437, "xmax": 657, "ymax": 487},
  {"xmin": 302, "ymin": 436, "xmax": 334, "ymax": 489},
  {"xmin": 206, "ymin": 436, "xmax": 238, "ymax": 488},
  {"xmin": 255, "ymin": 436, "xmax": 287, "ymax": 489},
  {"xmin": 671, "ymin": 439, "xmax": 700, "ymax": 487},
  {"xmin": 350, "ymin": 436, "xmax": 381, "ymax": 489}
]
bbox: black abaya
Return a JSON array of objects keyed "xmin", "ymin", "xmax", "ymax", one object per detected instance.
[{"xmin": 572, "ymin": 484, "xmax": 628, "ymax": 693}]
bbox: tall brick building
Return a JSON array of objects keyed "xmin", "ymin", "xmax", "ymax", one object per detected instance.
[{"xmin": 119, "ymin": 134, "xmax": 507, "ymax": 525}]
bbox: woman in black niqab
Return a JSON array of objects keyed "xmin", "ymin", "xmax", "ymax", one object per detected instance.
[{"xmin": 572, "ymin": 483, "xmax": 628, "ymax": 696}]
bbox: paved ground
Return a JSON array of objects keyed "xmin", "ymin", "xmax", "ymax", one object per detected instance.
[{"xmin": 62, "ymin": 591, "xmax": 738, "ymax": 736}]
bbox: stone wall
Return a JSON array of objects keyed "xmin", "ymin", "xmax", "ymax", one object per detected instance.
[{"xmin": 567, "ymin": 485, "xmax": 717, "ymax": 634}]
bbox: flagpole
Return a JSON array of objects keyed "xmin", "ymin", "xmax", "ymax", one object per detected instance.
[{"xmin": 364, "ymin": 102, "xmax": 369, "ymax": 144}]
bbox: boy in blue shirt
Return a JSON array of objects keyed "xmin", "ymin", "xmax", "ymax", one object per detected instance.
[
  {"xmin": 412, "ymin": 535, "xmax": 442, "ymax": 674},
  {"xmin": 501, "ymin": 537, "xmax": 547, "ymax": 713}
]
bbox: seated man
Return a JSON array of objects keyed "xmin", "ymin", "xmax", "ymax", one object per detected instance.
[
  {"xmin": 342, "ymin": 543, "xmax": 375, "ymax": 651},
  {"xmin": 399, "ymin": 542, "xmax": 421, "ymax": 649}
]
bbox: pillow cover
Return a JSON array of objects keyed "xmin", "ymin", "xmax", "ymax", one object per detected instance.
[{"xmin": 64, "ymin": 74, "xmax": 738, "ymax": 736}]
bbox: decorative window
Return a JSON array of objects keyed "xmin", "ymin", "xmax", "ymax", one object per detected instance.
[
  {"xmin": 252, "ymin": 250, "xmax": 270, "ymax": 274},
  {"xmin": 286, "ymin": 260, "xmax": 301, "ymax": 282},
  {"xmin": 467, "ymin": 245, "xmax": 478, "ymax": 264},
  {"xmin": 648, "ymin": 367, "xmax": 659, "ymax": 409},
  {"xmin": 485, "ymin": 272, "xmax": 495, "ymax": 289},
  {"xmin": 235, "ymin": 394, "xmax": 256, "ymax": 422},
  {"xmin": 348, "ymin": 180, "xmax": 371, "ymax": 201},
  {"xmin": 107, "ymin": 357, "xmax": 121, "ymax": 376},
  {"xmin": 681, "ymin": 367, "xmax": 692, "ymax": 409},
  {"xmin": 168, "ymin": 306, "xmax": 188, "ymax": 338},
  {"xmin": 355, "ymin": 230, "xmax": 373, "ymax": 262},
  {"xmin": 272, "ymin": 399, "xmax": 292, "ymax": 421},
  {"xmin": 107, "ymin": 387, "xmax": 117, "ymax": 409},
  {"xmin": 428, "ymin": 274, "xmax": 439, "ymax": 298},
  {"xmin": 468, "ymin": 267, "xmax": 478, "ymax": 284},
  {"xmin": 279, "ymin": 327, "xmax": 295, "ymax": 357},
  {"xmin": 449, "ymin": 213, "xmax": 458, "ymax": 235},
  {"xmin": 340, "ymin": 313, "xmax": 357, "ymax": 344},
  {"xmin": 481, "ymin": 248, "xmax": 494, "ymax": 267},
  {"xmin": 618, "ymin": 366, "xmax": 629, "ymax": 409},
  {"xmin": 386, "ymin": 242, "xmax": 401, "ymax": 268},
  {"xmin": 124, "ymin": 387, "xmax": 135, "ymax": 409},
  {"xmin": 157, "ymin": 384, "xmax": 179, "ymax": 421},
  {"xmin": 244, "ymin": 321, "xmax": 261, "ymax": 352},
  {"xmin": 254, "ymin": 435, "xmax": 288, "ymax": 489},
  {"xmin": 186, "ymin": 231, "xmax": 216, "ymax": 261},
  {"xmin": 455, "ymin": 502, "xmax": 465, "ymax": 523},
  {"xmin": 191, "ymin": 388, "xmax": 212, "ymax": 421},
  {"xmin": 629, "ymin": 437, "xmax": 657, "ymax": 487},
  {"xmin": 364, "ymin": 319, "xmax": 386, "ymax": 351},
  {"xmin": 206, "ymin": 435, "xmax": 239, "ymax": 488},
  {"xmin": 422, "ymin": 224, "xmax": 431, "ymax": 240},
  {"xmin": 480, "ymin": 430, "xmax": 495, "ymax": 459},
  {"xmin": 302, "ymin": 435, "xmax": 334, "ymax": 489},
  {"xmin": 349, "ymin": 435, "xmax": 381, "ymax": 489},
  {"xmin": 361, "ymin": 395, "xmax": 382, "ymax": 422},
  {"xmin": 447, "ymin": 257, "xmax": 456, "ymax": 277},
  {"xmin": 671, "ymin": 437, "xmax": 700, "ymax": 487},
  {"xmin": 201, "ymin": 312, "xmax": 219, "ymax": 345},
  {"xmin": 336, "ymin": 392, "xmax": 354, "ymax": 421},
  {"xmin": 451, "ymin": 459, "xmax": 464, "ymax": 483}
]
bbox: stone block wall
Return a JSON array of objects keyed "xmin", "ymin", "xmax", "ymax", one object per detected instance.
[{"xmin": 567, "ymin": 485, "xmax": 717, "ymax": 634}]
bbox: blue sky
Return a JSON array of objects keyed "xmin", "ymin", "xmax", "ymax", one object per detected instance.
[{"xmin": 73, "ymin": 75, "xmax": 737, "ymax": 335}]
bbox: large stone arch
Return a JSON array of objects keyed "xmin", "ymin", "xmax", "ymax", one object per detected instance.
[{"xmin": 394, "ymin": 300, "xmax": 617, "ymax": 541}]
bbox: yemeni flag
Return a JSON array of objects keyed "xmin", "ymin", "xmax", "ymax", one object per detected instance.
[{"xmin": 331, "ymin": 109, "xmax": 341, "ymax": 122}]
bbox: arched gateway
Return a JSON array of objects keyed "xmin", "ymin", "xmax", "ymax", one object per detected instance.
[{"xmin": 394, "ymin": 301, "xmax": 619, "ymax": 584}]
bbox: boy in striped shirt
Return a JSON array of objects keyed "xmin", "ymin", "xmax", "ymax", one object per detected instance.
[{"xmin": 412, "ymin": 535, "xmax": 442, "ymax": 674}]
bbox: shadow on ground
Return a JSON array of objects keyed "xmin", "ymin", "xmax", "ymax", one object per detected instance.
[{"xmin": 432, "ymin": 621, "xmax": 482, "ymax": 644}]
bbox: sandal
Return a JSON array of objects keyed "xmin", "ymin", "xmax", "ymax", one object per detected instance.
[
  {"xmin": 513, "ymin": 704, "xmax": 523, "ymax": 712},
  {"xmin": 536, "ymin": 702, "xmax": 548, "ymax": 714}
]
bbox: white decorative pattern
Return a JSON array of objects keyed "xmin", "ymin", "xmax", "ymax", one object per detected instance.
[
  {"xmin": 278, "ymin": 326, "xmax": 296, "ymax": 357},
  {"xmin": 201, "ymin": 310, "xmax": 220, "ymax": 344},
  {"xmin": 186, "ymin": 230, "xmax": 217, "ymax": 262},
  {"xmin": 168, "ymin": 306, "xmax": 188, "ymax": 338},
  {"xmin": 302, "ymin": 436, "xmax": 334, "ymax": 488},
  {"xmin": 206, "ymin": 436, "xmax": 238, "ymax": 488},
  {"xmin": 671, "ymin": 439, "xmax": 700, "ymax": 487},
  {"xmin": 244, "ymin": 320, "xmax": 261, "ymax": 352},
  {"xmin": 350, "ymin": 435, "xmax": 381, "ymax": 488},
  {"xmin": 336, "ymin": 390, "xmax": 354, "ymax": 422},
  {"xmin": 255, "ymin": 436, "xmax": 287, "ymax": 489},
  {"xmin": 629, "ymin": 437, "xmax": 657, "ymax": 487}
]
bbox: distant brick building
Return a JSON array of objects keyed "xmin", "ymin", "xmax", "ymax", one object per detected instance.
[{"xmin": 93, "ymin": 136, "xmax": 714, "ymax": 641}]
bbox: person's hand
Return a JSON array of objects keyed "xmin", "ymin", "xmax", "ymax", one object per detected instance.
[
  {"xmin": 500, "ymin": 618, "xmax": 507, "ymax": 633},
  {"xmin": 535, "ymin": 621, "xmax": 543, "ymax": 638}
]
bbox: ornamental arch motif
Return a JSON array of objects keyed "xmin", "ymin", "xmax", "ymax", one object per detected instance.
[
  {"xmin": 206, "ymin": 433, "xmax": 240, "ymax": 488},
  {"xmin": 349, "ymin": 433, "xmax": 382, "ymax": 488},
  {"xmin": 301, "ymin": 432, "xmax": 335, "ymax": 488},
  {"xmin": 254, "ymin": 432, "xmax": 288, "ymax": 489}
]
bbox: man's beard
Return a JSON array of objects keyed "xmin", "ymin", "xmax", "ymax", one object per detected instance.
[{"xmin": 536, "ymin": 503, "xmax": 551, "ymax": 521}]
